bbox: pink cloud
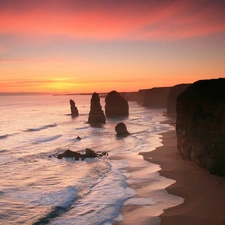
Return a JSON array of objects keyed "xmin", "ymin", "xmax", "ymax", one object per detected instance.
[{"xmin": 0, "ymin": 0, "xmax": 224, "ymax": 41}]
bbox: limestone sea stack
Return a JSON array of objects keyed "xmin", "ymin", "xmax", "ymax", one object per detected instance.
[
  {"xmin": 105, "ymin": 91, "xmax": 129, "ymax": 117},
  {"xmin": 176, "ymin": 78, "xmax": 225, "ymax": 176},
  {"xmin": 115, "ymin": 122, "xmax": 130, "ymax": 137},
  {"xmin": 70, "ymin": 99, "xmax": 79, "ymax": 116},
  {"xmin": 167, "ymin": 84, "xmax": 191, "ymax": 115},
  {"xmin": 88, "ymin": 92, "xmax": 106, "ymax": 124}
]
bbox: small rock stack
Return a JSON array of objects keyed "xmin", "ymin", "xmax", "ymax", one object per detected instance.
[
  {"xmin": 70, "ymin": 99, "xmax": 79, "ymax": 116},
  {"xmin": 115, "ymin": 122, "xmax": 130, "ymax": 137}
]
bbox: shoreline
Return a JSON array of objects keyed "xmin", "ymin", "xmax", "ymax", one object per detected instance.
[
  {"xmin": 143, "ymin": 128, "xmax": 225, "ymax": 225},
  {"xmin": 119, "ymin": 117, "xmax": 225, "ymax": 225}
]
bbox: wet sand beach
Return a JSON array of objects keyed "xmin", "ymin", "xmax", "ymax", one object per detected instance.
[{"xmin": 119, "ymin": 118, "xmax": 225, "ymax": 225}]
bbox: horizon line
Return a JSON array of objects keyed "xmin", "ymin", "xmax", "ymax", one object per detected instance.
[{"xmin": 0, "ymin": 91, "xmax": 139, "ymax": 96}]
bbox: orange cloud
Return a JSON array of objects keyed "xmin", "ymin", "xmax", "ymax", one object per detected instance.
[
  {"xmin": 1, "ymin": 1, "xmax": 225, "ymax": 94},
  {"xmin": 0, "ymin": 0, "xmax": 224, "ymax": 41}
]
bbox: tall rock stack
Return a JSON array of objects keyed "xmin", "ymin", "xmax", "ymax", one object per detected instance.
[
  {"xmin": 70, "ymin": 99, "xmax": 79, "ymax": 116},
  {"xmin": 167, "ymin": 84, "xmax": 190, "ymax": 115},
  {"xmin": 176, "ymin": 78, "xmax": 225, "ymax": 176},
  {"xmin": 105, "ymin": 91, "xmax": 129, "ymax": 117},
  {"xmin": 88, "ymin": 92, "xmax": 106, "ymax": 124}
]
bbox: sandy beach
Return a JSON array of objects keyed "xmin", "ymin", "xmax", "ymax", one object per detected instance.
[{"xmin": 119, "ymin": 118, "xmax": 225, "ymax": 225}]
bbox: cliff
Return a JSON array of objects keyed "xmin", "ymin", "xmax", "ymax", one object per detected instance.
[
  {"xmin": 137, "ymin": 89, "xmax": 145, "ymax": 105},
  {"xmin": 167, "ymin": 84, "xmax": 191, "ymax": 115},
  {"xmin": 140, "ymin": 87, "xmax": 171, "ymax": 108},
  {"xmin": 176, "ymin": 78, "xmax": 225, "ymax": 176},
  {"xmin": 120, "ymin": 92, "xmax": 139, "ymax": 101}
]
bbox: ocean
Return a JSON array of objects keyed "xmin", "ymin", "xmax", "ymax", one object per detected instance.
[{"xmin": 0, "ymin": 94, "xmax": 183, "ymax": 225}]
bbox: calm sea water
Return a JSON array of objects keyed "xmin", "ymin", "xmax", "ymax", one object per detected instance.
[{"xmin": 0, "ymin": 95, "xmax": 183, "ymax": 225}]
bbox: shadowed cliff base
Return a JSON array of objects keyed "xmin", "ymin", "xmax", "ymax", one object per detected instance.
[{"xmin": 176, "ymin": 78, "xmax": 225, "ymax": 176}]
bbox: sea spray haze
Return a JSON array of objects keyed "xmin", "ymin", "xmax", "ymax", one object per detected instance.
[{"xmin": 0, "ymin": 95, "xmax": 182, "ymax": 225}]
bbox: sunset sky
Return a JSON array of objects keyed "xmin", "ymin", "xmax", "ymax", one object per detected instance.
[{"xmin": 0, "ymin": 0, "xmax": 225, "ymax": 94}]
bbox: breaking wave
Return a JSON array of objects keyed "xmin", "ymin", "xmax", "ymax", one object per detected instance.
[
  {"xmin": 25, "ymin": 123, "xmax": 57, "ymax": 132},
  {"xmin": 32, "ymin": 186, "xmax": 78, "ymax": 225},
  {"xmin": 32, "ymin": 135, "xmax": 62, "ymax": 144},
  {"xmin": 0, "ymin": 134, "xmax": 9, "ymax": 139}
]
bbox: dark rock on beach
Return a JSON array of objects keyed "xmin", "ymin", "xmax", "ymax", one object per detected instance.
[
  {"xmin": 57, "ymin": 148, "xmax": 108, "ymax": 160},
  {"xmin": 105, "ymin": 91, "xmax": 129, "ymax": 117},
  {"xmin": 57, "ymin": 149, "xmax": 80, "ymax": 160},
  {"xmin": 88, "ymin": 92, "xmax": 106, "ymax": 124},
  {"xmin": 115, "ymin": 122, "xmax": 130, "ymax": 137},
  {"xmin": 167, "ymin": 84, "xmax": 191, "ymax": 115},
  {"xmin": 176, "ymin": 78, "xmax": 225, "ymax": 176},
  {"xmin": 70, "ymin": 99, "xmax": 79, "ymax": 116}
]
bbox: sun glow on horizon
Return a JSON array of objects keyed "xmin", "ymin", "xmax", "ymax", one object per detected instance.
[
  {"xmin": 0, "ymin": 0, "xmax": 225, "ymax": 93},
  {"xmin": 37, "ymin": 80, "xmax": 82, "ymax": 92}
]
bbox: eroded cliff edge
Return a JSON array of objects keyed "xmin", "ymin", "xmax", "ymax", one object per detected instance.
[
  {"xmin": 167, "ymin": 84, "xmax": 190, "ymax": 115},
  {"xmin": 138, "ymin": 87, "xmax": 171, "ymax": 108},
  {"xmin": 176, "ymin": 78, "xmax": 225, "ymax": 176}
]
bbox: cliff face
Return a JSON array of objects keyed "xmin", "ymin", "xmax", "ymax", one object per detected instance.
[
  {"xmin": 137, "ymin": 89, "xmax": 145, "ymax": 105},
  {"xmin": 120, "ymin": 92, "xmax": 139, "ymax": 101},
  {"xmin": 176, "ymin": 78, "xmax": 225, "ymax": 176},
  {"xmin": 167, "ymin": 84, "xmax": 190, "ymax": 115},
  {"xmin": 141, "ymin": 87, "xmax": 171, "ymax": 108}
]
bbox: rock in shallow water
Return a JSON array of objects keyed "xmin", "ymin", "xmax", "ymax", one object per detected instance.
[
  {"xmin": 115, "ymin": 122, "xmax": 130, "ymax": 137},
  {"xmin": 57, "ymin": 148, "xmax": 108, "ymax": 160}
]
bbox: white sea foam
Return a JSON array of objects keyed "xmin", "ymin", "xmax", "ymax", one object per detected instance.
[
  {"xmin": 51, "ymin": 158, "xmax": 135, "ymax": 225},
  {"xmin": 0, "ymin": 95, "xmax": 182, "ymax": 225},
  {"xmin": 11, "ymin": 186, "xmax": 78, "ymax": 208},
  {"xmin": 116, "ymin": 152, "xmax": 184, "ymax": 223}
]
